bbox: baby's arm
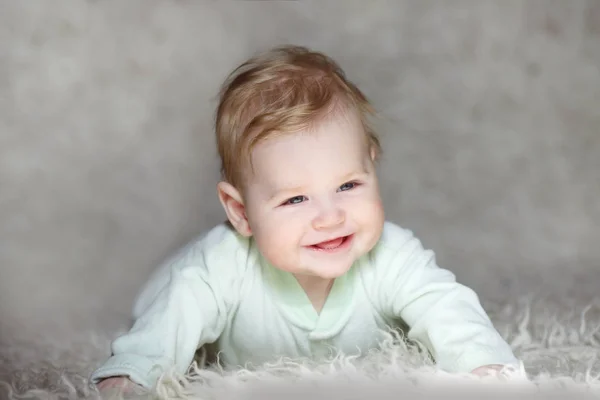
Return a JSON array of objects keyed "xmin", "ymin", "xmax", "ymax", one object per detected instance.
[
  {"xmin": 471, "ymin": 364, "xmax": 506, "ymax": 376},
  {"xmin": 90, "ymin": 265, "xmax": 228, "ymax": 392},
  {"xmin": 372, "ymin": 225, "xmax": 520, "ymax": 375}
]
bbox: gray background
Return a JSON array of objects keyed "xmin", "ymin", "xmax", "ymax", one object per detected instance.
[{"xmin": 1, "ymin": 0, "xmax": 598, "ymax": 357}]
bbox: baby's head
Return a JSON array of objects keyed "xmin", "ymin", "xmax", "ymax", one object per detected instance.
[{"xmin": 215, "ymin": 45, "xmax": 385, "ymax": 280}]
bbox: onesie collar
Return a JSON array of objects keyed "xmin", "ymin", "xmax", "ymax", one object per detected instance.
[{"xmin": 259, "ymin": 250, "xmax": 364, "ymax": 340}]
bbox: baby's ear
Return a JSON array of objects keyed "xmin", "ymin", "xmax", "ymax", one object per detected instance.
[
  {"xmin": 216, "ymin": 181, "xmax": 252, "ymax": 237},
  {"xmin": 369, "ymin": 144, "xmax": 378, "ymax": 162}
]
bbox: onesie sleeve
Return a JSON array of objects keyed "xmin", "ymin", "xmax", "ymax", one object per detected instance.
[
  {"xmin": 89, "ymin": 226, "xmax": 242, "ymax": 389},
  {"xmin": 371, "ymin": 223, "xmax": 520, "ymax": 373}
]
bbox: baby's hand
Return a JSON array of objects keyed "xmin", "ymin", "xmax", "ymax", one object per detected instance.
[
  {"xmin": 96, "ymin": 377, "xmax": 145, "ymax": 399},
  {"xmin": 470, "ymin": 364, "xmax": 506, "ymax": 378}
]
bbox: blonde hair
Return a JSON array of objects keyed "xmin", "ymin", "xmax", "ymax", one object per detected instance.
[{"xmin": 215, "ymin": 45, "xmax": 381, "ymax": 190}]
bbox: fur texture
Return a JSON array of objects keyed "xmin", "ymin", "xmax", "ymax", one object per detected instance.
[{"xmin": 2, "ymin": 297, "xmax": 600, "ymax": 399}]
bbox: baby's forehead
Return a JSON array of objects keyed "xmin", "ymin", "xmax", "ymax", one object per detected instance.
[
  {"xmin": 240, "ymin": 110, "xmax": 371, "ymax": 181},
  {"xmin": 250, "ymin": 148, "xmax": 369, "ymax": 185}
]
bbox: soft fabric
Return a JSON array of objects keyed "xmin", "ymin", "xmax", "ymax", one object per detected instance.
[{"xmin": 90, "ymin": 221, "xmax": 519, "ymax": 389}]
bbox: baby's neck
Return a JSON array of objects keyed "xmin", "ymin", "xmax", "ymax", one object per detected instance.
[{"xmin": 293, "ymin": 274, "xmax": 335, "ymax": 314}]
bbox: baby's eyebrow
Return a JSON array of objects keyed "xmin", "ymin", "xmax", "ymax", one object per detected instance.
[
  {"xmin": 339, "ymin": 170, "xmax": 369, "ymax": 182},
  {"xmin": 268, "ymin": 186, "xmax": 305, "ymax": 202}
]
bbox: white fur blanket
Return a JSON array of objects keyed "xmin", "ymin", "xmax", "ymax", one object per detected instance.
[{"xmin": 2, "ymin": 297, "xmax": 600, "ymax": 400}]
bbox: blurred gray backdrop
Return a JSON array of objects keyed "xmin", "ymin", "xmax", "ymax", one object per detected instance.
[{"xmin": 1, "ymin": 0, "xmax": 599, "ymax": 356}]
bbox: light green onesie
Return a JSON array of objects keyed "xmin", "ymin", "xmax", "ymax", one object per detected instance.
[{"xmin": 90, "ymin": 221, "xmax": 519, "ymax": 389}]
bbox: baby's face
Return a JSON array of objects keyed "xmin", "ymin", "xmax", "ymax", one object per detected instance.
[{"xmin": 243, "ymin": 111, "xmax": 385, "ymax": 280}]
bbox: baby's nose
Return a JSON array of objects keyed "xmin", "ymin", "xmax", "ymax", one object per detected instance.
[{"xmin": 312, "ymin": 204, "xmax": 345, "ymax": 230}]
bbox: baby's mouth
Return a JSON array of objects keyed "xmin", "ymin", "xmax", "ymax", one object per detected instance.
[{"xmin": 310, "ymin": 235, "xmax": 352, "ymax": 250}]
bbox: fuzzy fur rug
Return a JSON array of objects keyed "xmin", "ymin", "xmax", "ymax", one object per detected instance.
[{"xmin": 2, "ymin": 296, "xmax": 600, "ymax": 400}]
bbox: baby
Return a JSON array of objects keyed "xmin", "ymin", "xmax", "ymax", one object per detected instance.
[{"xmin": 91, "ymin": 45, "xmax": 521, "ymax": 396}]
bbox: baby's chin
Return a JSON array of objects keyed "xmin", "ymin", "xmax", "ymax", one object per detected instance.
[
  {"xmin": 266, "ymin": 256, "xmax": 356, "ymax": 279},
  {"xmin": 302, "ymin": 254, "xmax": 363, "ymax": 278}
]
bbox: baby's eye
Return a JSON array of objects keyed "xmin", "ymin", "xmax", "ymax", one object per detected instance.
[
  {"xmin": 338, "ymin": 181, "xmax": 358, "ymax": 192},
  {"xmin": 283, "ymin": 195, "xmax": 307, "ymax": 206}
]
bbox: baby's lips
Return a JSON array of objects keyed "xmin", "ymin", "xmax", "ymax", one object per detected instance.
[{"xmin": 313, "ymin": 236, "xmax": 346, "ymax": 249}]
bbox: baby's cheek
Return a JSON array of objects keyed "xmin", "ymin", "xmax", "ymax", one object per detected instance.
[
  {"xmin": 259, "ymin": 218, "xmax": 296, "ymax": 248},
  {"xmin": 358, "ymin": 197, "xmax": 384, "ymax": 220},
  {"xmin": 361, "ymin": 198, "xmax": 385, "ymax": 239},
  {"xmin": 257, "ymin": 233, "xmax": 298, "ymax": 272}
]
